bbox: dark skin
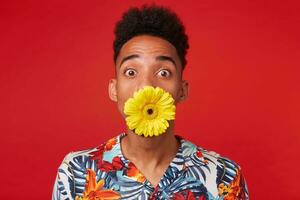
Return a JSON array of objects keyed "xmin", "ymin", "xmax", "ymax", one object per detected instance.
[{"xmin": 108, "ymin": 35, "xmax": 189, "ymax": 187}]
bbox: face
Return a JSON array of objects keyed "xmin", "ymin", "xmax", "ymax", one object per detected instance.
[{"xmin": 109, "ymin": 35, "xmax": 188, "ymax": 118}]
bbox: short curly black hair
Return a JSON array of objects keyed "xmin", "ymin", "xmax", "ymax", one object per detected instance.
[{"xmin": 113, "ymin": 4, "xmax": 189, "ymax": 70}]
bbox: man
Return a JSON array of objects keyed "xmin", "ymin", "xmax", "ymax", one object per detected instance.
[{"xmin": 52, "ymin": 4, "xmax": 249, "ymax": 200}]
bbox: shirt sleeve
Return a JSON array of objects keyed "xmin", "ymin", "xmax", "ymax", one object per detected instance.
[
  {"xmin": 52, "ymin": 153, "xmax": 75, "ymax": 200},
  {"xmin": 238, "ymin": 168, "xmax": 249, "ymax": 200},
  {"xmin": 219, "ymin": 165, "xmax": 250, "ymax": 200},
  {"xmin": 216, "ymin": 155, "xmax": 250, "ymax": 200}
]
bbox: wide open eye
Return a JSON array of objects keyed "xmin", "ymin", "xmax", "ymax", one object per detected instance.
[
  {"xmin": 124, "ymin": 68, "xmax": 137, "ymax": 77},
  {"xmin": 158, "ymin": 69, "xmax": 171, "ymax": 78}
]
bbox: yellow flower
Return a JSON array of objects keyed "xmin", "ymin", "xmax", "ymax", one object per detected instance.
[{"xmin": 124, "ymin": 86, "xmax": 176, "ymax": 137}]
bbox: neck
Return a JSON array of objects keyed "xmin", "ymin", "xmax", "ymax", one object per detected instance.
[{"xmin": 120, "ymin": 121, "xmax": 180, "ymax": 168}]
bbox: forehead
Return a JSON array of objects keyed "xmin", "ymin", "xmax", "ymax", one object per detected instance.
[{"xmin": 116, "ymin": 35, "xmax": 180, "ymax": 66}]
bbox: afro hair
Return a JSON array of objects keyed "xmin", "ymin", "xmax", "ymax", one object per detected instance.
[{"xmin": 113, "ymin": 4, "xmax": 189, "ymax": 70}]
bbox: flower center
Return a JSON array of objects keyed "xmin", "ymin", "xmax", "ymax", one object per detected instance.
[
  {"xmin": 143, "ymin": 104, "xmax": 158, "ymax": 119},
  {"xmin": 147, "ymin": 109, "xmax": 153, "ymax": 115}
]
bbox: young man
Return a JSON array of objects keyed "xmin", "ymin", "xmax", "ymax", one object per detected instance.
[{"xmin": 52, "ymin": 5, "xmax": 249, "ymax": 200}]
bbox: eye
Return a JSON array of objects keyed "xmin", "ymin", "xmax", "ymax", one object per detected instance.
[
  {"xmin": 158, "ymin": 69, "xmax": 171, "ymax": 77},
  {"xmin": 124, "ymin": 68, "xmax": 137, "ymax": 77}
]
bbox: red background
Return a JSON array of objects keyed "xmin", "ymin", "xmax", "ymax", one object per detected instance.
[{"xmin": 1, "ymin": 0, "xmax": 299, "ymax": 199}]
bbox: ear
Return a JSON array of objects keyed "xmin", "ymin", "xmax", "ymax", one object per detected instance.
[
  {"xmin": 178, "ymin": 80, "xmax": 189, "ymax": 103},
  {"xmin": 108, "ymin": 78, "xmax": 118, "ymax": 102}
]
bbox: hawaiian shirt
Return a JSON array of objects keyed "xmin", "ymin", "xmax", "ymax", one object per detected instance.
[{"xmin": 52, "ymin": 133, "xmax": 249, "ymax": 200}]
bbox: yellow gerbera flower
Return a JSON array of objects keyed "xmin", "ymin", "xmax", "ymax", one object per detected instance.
[{"xmin": 124, "ymin": 86, "xmax": 176, "ymax": 137}]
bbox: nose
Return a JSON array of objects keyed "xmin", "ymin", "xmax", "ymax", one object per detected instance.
[{"xmin": 136, "ymin": 73, "xmax": 155, "ymax": 91}]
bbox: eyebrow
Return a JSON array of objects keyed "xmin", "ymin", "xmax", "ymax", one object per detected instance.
[
  {"xmin": 119, "ymin": 54, "xmax": 177, "ymax": 68},
  {"xmin": 155, "ymin": 55, "xmax": 177, "ymax": 68},
  {"xmin": 119, "ymin": 54, "xmax": 140, "ymax": 67}
]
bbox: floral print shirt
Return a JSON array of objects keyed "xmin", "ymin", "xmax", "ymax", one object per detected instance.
[{"xmin": 52, "ymin": 133, "xmax": 249, "ymax": 200}]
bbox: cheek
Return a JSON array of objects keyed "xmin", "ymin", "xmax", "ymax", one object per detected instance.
[
  {"xmin": 159, "ymin": 82, "xmax": 181, "ymax": 102},
  {"xmin": 116, "ymin": 81, "xmax": 135, "ymax": 114},
  {"xmin": 170, "ymin": 89, "xmax": 181, "ymax": 104},
  {"xmin": 117, "ymin": 81, "xmax": 134, "ymax": 101},
  {"xmin": 116, "ymin": 94, "xmax": 127, "ymax": 118}
]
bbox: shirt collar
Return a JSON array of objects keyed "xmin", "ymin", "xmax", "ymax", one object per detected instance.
[{"xmin": 101, "ymin": 132, "xmax": 198, "ymax": 171}]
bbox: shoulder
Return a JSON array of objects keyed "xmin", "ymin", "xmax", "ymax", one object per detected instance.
[
  {"xmin": 53, "ymin": 146, "xmax": 104, "ymax": 200},
  {"xmin": 180, "ymin": 137, "xmax": 249, "ymax": 198},
  {"xmin": 180, "ymin": 137, "xmax": 241, "ymax": 170},
  {"xmin": 57, "ymin": 135, "xmax": 121, "ymax": 174},
  {"xmin": 60, "ymin": 147, "xmax": 98, "ymax": 165},
  {"xmin": 56, "ymin": 147, "xmax": 99, "ymax": 184},
  {"xmin": 57, "ymin": 147, "xmax": 98, "ymax": 172},
  {"xmin": 53, "ymin": 134, "xmax": 123, "ymax": 199}
]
